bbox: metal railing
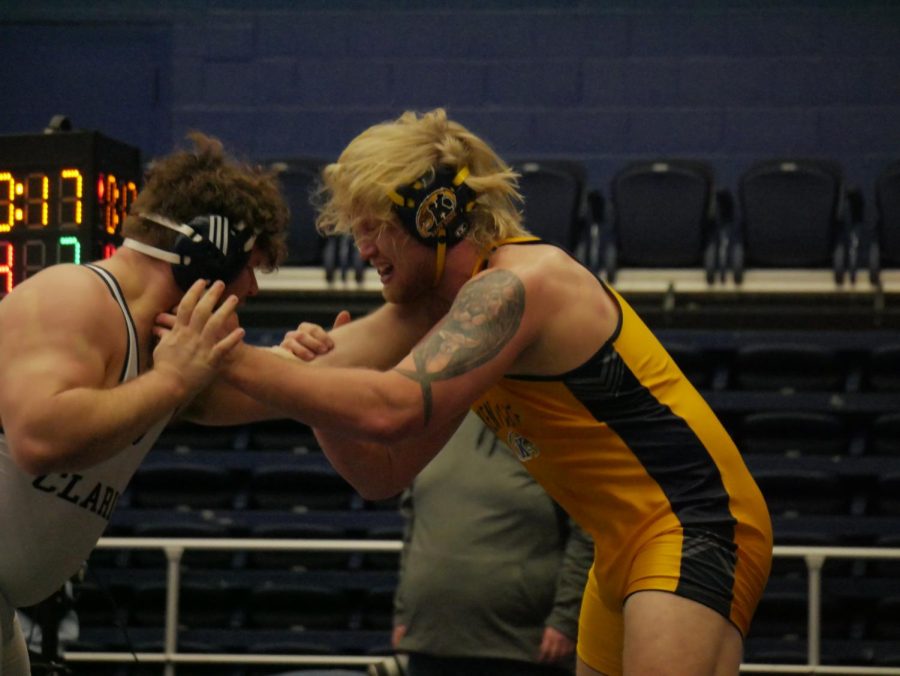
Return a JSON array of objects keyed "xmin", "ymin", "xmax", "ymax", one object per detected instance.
[{"xmin": 63, "ymin": 540, "xmax": 900, "ymax": 676}]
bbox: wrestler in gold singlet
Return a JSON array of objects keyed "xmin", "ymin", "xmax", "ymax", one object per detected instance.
[{"xmin": 472, "ymin": 240, "xmax": 773, "ymax": 675}]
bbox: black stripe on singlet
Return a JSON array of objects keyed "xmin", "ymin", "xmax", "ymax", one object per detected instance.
[
  {"xmin": 484, "ymin": 244, "xmax": 738, "ymax": 613},
  {"xmin": 506, "ymin": 273, "xmax": 738, "ymax": 614},
  {"xmin": 567, "ymin": 357, "xmax": 739, "ymax": 616},
  {"xmin": 84, "ymin": 264, "xmax": 138, "ymax": 383}
]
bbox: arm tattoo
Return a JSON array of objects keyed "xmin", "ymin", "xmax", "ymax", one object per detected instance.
[{"xmin": 395, "ymin": 269, "xmax": 525, "ymax": 424}]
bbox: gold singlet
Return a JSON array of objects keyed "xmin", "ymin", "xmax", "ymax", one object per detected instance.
[{"xmin": 471, "ymin": 239, "xmax": 773, "ymax": 675}]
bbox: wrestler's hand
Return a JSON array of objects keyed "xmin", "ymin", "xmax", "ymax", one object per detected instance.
[
  {"xmin": 151, "ymin": 280, "xmax": 244, "ymax": 396},
  {"xmin": 280, "ymin": 309, "xmax": 351, "ymax": 361},
  {"xmin": 155, "ymin": 285, "xmax": 242, "ymax": 343},
  {"xmin": 391, "ymin": 624, "xmax": 407, "ymax": 650},
  {"xmin": 537, "ymin": 626, "xmax": 575, "ymax": 663}
]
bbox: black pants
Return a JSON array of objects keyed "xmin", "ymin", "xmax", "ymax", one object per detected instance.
[{"xmin": 406, "ymin": 652, "xmax": 573, "ymax": 676}]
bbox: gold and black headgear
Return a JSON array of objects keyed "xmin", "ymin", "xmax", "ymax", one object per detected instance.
[{"xmin": 387, "ymin": 165, "xmax": 476, "ymax": 286}]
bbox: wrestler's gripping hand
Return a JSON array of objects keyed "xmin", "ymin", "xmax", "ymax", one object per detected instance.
[
  {"xmin": 152, "ymin": 280, "xmax": 245, "ymax": 396},
  {"xmin": 279, "ymin": 309, "xmax": 351, "ymax": 361}
]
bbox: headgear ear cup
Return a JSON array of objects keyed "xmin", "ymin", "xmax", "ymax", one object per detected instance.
[
  {"xmin": 122, "ymin": 213, "xmax": 258, "ymax": 291},
  {"xmin": 388, "ymin": 165, "xmax": 476, "ymax": 248},
  {"xmin": 170, "ymin": 215, "xmax": 257, "ymax": 290},
  {"xmin": 387, "ymin": 165, "xmax": 476, "ymax": 286}
]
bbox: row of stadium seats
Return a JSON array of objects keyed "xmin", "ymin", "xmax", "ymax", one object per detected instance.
[
  {"xmin": 151, "ymin": 409, "xmax": 900, "ymax": 459},
  {"xmin": 109, "ymin": 448, "xmax": 900, "ymax": 515},
  {"xmin": 272, "ymin": 156, "xmax": 900, "ymax": 286}
]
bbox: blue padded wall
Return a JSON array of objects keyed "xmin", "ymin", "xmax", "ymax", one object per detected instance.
[{"xmin": 2, "ymin": 1, "xmax": 899, "ymax": 201}]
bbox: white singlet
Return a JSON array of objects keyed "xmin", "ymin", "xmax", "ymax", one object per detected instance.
[{"xmin": 0, "ymin": 265, "xmax": 171, "ymax": 608}]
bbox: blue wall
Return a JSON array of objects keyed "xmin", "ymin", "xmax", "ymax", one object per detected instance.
[{"xmin": 2, "ymin": 0, "xmax": 899, "ymax": 203}]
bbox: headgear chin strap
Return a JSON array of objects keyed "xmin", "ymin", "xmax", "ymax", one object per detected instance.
[
  {"xmin": 387, "ymin": 165, "xmax": 476, "ymax": 286},
  {"xmin": 122, "ymin": 212, "xmax": 258, "ymax": 291}
]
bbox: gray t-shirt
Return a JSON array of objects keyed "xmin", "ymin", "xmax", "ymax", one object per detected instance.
[{"xmin": 394, "ymin": 412, "xmax": 594, "ymax": 663}]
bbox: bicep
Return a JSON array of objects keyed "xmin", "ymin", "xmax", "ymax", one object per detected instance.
[
  {"xmin": 0, "ymin": 281, "xmax": 111, "ymax": 427},
  {"xmin": 393, "ymin": 269, "xmax": 536, "ymax": 425}
]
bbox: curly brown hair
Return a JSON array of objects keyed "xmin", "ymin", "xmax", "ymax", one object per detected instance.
[{"xmin": 123, "ymin": 132, "xmax": 289, "ymax": 270}]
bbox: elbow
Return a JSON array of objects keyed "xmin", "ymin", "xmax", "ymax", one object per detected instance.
[
  {"xmin": 9, "ymin": 437, "xmax": 63, "ymax": 476},
  {"xmin": 362, "ymin": 404, "xmax": 421, "ymax": 446},
  {"xmin": 354, "ymin": 481, "xmax": 406, "ymax": 503},
  {"xmin": 6, "ymin": 421, "xmax": 85, "ymax": 475},
  {"xmin": 350, "ymin": 373, "xmax": 430, "ymax": 444}
]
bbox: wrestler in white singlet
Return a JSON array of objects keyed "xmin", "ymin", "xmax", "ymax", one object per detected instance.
[{"xmin": 0, "ymin": 265, "xmax": 171, "ymax": 671}]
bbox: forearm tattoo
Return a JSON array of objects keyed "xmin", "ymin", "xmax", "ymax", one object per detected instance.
[{"xmin": 395, "ymin": 269, "xmax": 525, "ymax": 424}]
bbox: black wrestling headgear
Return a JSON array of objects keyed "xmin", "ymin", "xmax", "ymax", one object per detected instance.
[
  {"xmin": 123, "ymin": 213, "xmax": 258, "ymax": 290},
  {"xmin": 387, "ymin": 165, "xmax": 476, "ymax": 285}
]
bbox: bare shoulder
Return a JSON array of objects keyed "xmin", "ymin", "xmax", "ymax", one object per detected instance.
[
  {"xmin": 488, "ymin": 243, "xmax": 597, "ymax": 305},
  {"xmin": 1, "ymin": 264, "xmax": 113, "ymax": 316},
  {"xmin": 0, "ymin": 265, "xmax": 129, "ymax": 438},
  {"xmin": 0, "ymin": 265, "xmax": 121, "ymax": 355},
  {"xmin": 486, "ymin": 243, "xmax": 618, "ymax": 374}
]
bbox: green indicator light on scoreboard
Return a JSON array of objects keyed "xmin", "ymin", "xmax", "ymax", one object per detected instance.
[{"xmin": 59, "ymin": 236, "xmax": 81, "ymax": 264}]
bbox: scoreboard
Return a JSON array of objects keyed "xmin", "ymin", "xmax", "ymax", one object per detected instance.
[{"xmin": 0, "ymin": 131, "xmax": 141, "ymax": 295}]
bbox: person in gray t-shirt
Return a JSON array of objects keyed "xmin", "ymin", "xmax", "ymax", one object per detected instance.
[{"xmin": 392, "ymin": 412, "xmax": 594, "ymax": 676}]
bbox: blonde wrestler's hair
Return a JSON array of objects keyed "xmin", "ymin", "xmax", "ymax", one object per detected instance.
[{"xmin": 316, "ymin": 108, "xmax": 529, "ymax": 251}]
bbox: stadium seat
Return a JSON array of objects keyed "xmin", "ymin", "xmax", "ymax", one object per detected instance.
[
  {"xmin": 730, "ymin": 343, "xmax": 845, "ymax": 392},
  {"xmin": 868, "ymin": 160, "xmax": 900, "ymax": 285},
  {"xmin": 246, "ymin": 523, "xmax": 354, "ymax": 571},
  {"xmin": 874, "ymin": 648, "xmax": 900, "ymax": 667},
  {"xmin": 85, "ymin": 522, "xmax": 131, "ymax": 569},
  {"xmin": 865, "ymin": 344, "xmax": 900, "ymax": 391},
  {"xmin": 868, "ymin": 534, "xmax": 900, "ymax": 578},
  {"xmin": 870, "ymin": 596, "xmax": 900, "ymax": 640},
  {"xmin": 128, "ymin": 463, "xmax": 238, "ymax": 510},
  {"xmin": 753, "ymin": 581, "xmax": 853, "ymax": 641},
  {"xmin": 248, "ymin": 464, "xmax": 357, "ymax": 511},
  {"xmin": 265, "ymin": 157, "xmax": 329, "ymax": 267},
  {"xmin": 739, "ymin": 411, "xmax": 849, "ymax": 457},
  {"xmin": 154, "ymin": 420, "xmax": 243, "ymax": 452},
  {"xmin": 753, "ymin": 469, "xmax": 850, "ymax": 517},
  {"xmin": 264, "ymin": 157, "xmax": 366, "ymax": 282},
  {"xmin": 751, "ymin": 588, "xmax": 808, "ymax": 639},
  {"xmin": 358, "ymin": 524, "xmax": 403, "ymax": 571},
  {"xmin": 604, "ymin": 159, "xmax": 725, "ymax": 283},
  {"xmin": 767, "ymin": 530, "xmax": 850, "ymax": 579},
  {"xmin": 71, "ymin": 580, "xmax": 129, "ymax": 631},
  {"xmin": 729, "ymin": 158, "xmax": 859, "ymax": 284},
  {"xmin": 663, "ymin": 342, "xmax": 719, "ymax": 390},
  {"xmin": 247, "ymin": 419, "xmax": 320, "ymax": 453},
  {"xmin": 869, "ymin": 412, "xmax": 900, "ymax": 456},
  {"xmin": 357, "ymin": 584, "xmax": 397, "ymax": 631},
  {"xmin": 131, "ymin": 580, "xmax": 242, "ymax": 629},
  {"xmin": 875, "ymin": 473, "xmax": 900, "ymax": 516},
  {"xmin": 742, "ymin": 637, "xmax": 806, "ymax": 665},
  {"xmin": 245, "ymin": 582, "xmax": 354, "ymax": 630},
  {"xmin": 508, "ymin": 158, "xmax": 594, "ymax": 259},
  {"xmin": 129, "ymin": 521, "xmax": 234, "ymax": 569}
]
